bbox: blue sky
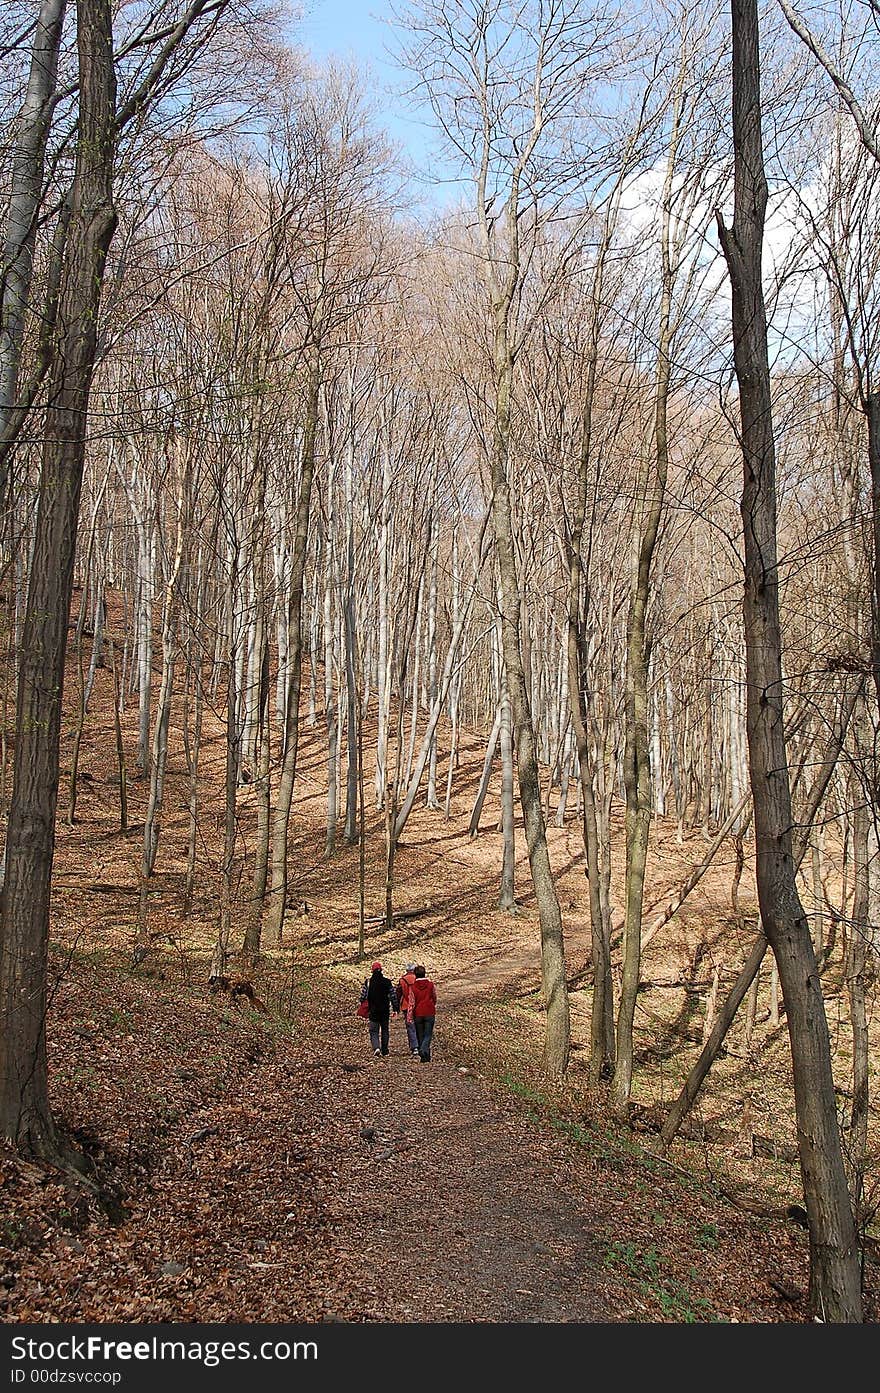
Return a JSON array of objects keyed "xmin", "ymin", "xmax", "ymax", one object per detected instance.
[
  {"xmin": 298, "ymin": 0, "xmax": 398, "ymax": 67},
  {"xmin": 295, "ymin": 0, "xmax": 461, "ymax": 210}
]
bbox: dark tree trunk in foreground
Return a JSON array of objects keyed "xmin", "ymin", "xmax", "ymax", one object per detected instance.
[
  {"xmin": 718, "ymin": 0, "xmax": 861, "ymax": 1321},
  {"xmin": 0, "ymin": 0, "xmax": 117, "ymax": 1161}
]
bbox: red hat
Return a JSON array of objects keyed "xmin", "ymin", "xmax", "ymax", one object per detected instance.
[{"xmin": 371, "ymin": 961, "xmax": 382, "ymax": 972}]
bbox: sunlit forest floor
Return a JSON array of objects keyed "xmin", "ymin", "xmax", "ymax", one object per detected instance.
[{"xmin": 1, "ymin": 608, "xmax": 878, "ymax": 1322}]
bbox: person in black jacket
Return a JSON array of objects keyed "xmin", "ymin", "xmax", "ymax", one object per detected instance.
[{"xmin": 359, "ymin": 962, "xmax": 398, "ymax": 1057}]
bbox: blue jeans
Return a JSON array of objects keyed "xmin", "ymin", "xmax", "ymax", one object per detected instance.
[
  {"xmin": 414, "ymin": 1016, "xmax": 435, "ymax": 1061},
  {"xmin": 404, "ymin": 1017, "xmax": 419, "ymax": 1052},
  {"xmin": 369, "ymin": 1016, "xmax": 390, "ymax": 1054}
]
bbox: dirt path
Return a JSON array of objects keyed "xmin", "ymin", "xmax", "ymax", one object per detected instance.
[
  {"xmin": 312, "ymin": 1014, "xmax": 618, "ymax": 1322},
  {"xmin": 1, "ymin": 964, "xmax": 627, "ymax": 1324},
  {"xmin": 3, "ymin": 949, "xmax": 824, "ymax": 1325}
]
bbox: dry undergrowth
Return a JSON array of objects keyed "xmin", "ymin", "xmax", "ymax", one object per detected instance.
[{"xmin": 1, "ymin": 636, "xmax": 878, "ymax": 1322}]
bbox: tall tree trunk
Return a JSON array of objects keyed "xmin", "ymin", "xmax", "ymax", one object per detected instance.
[
  {"xmin": 244, "ymin": 603, "xmax": 271, "ymax": 962},
  {"xmin": 867, "ymin": 393, "xmax": 880, "ymax": 710},
  {"xmin": 212, "ymin": 544, "xmax": 240, "ymax": 978},
  {"xmin": 343, "ymin": 438, "xmax": 358, "ymax": 845},
  {"xmin": 107, "ymin": 634, "xmax": 127, "ymax": 835},
  {"xmin": 138, "ymin": 444, "xmax": 189, "ymax": 946},
  {"xmin": 374, "ymin": 431, "xmax": 392, "ymax": 808},
  {"xmin": 0, "ymin": 0, "xmax": 117, "ymax": 1161},
  {"xmin": 845, "ymin": 753, "xmax": 870, "ymax": 1221},
  {"xmin": 491, "ymin": 312, "xmax": 569, "ymax": 1076},
  {"xmin": 498, "ymin": 662, "xmax": 516, "ymax": 912},
  {"xmin": 660, "ymin": 682, "xmax": 859, "ymax": 1145},
  {"xmin": 564, "ymin": 227, "xmax": 615, "ymax": 1080},
  {"xmin": 718, "ymin": 0, "xmax": 861, "ymax": 1320},
  {"xmin": 611, "ymin": 89, "xmax": 677, "ymax": 1116},
  {"xmin": 0, "ymin": 0, "xmax": 67, "ymax": 508},
  {"xmin": 266, "ymin": 349, "xmax": 320, "ymax": 940},
  {"xmin": 469, "ymin": 703, "xmax": 502, "ymax": 837}
]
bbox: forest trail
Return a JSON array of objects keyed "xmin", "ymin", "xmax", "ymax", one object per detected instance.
[
  {"xmin": 309, "ymin": 1011, "xmax": 617, "ymax": 1322},
  {"xmin": 0, "ymin": 665, "xmax": 839, "ymax": 1324},
  {"xmin": 1, "ymin": 961, "xmax": 626, "ymax": 1323},
  {"xmin": 2, "ymin": 941, "xmax": 818, "ymax": 1324}
]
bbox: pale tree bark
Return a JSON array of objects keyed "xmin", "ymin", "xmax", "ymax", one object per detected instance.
[
  {"xmin": 266, "ymin": 347, "xmax": 320, "ymax": 940},
  {"xmin": 67, "ymin": 453, "xmax": 113, "ymax": 825},
  {"xmin": 491, "ymin": 303, "xmax": 570, "ymax": 1074},
  {"xmin": 846, "ymin": 782, "xmax": 870, "ymax": 1219},
  {"xmin": 182, "ymin": 550, "xmax": 206, "ymax": 910},
  {"xmin": 324, "ymin": 454, "xmax": 338, "ymax": 857},
  {"xmin": 498, "ymin": 665, "xmax": 516, "ymax": 912},
  {"xmin": 343, "ymin": 430, "xmax": 358, "ymax": 845},
  {"xmin": 374, "ymin": 428, "xmax": 393, "ymax": 807},
  {"xmin": 468, "ymin": 703, "xmax": 502, "ymax": 837},
  {"xmin": 444, "ymin": 525, "xmax": 461, "ymax": 818},
  {"xmin": 425, "ymin": 520, "xmax": 440, "ymax": 809},
  {"xmin": 717, "ymin": 0, "xmax": 861, "ymax": 1320},
  {"xmin": 0, "ymin": 0, "xmax": 67, "ymax": 508},
  {"xmin": 611, "ymin": 78, "xmax": 679, "ymax": 1117},
  {"xmin": 242, "ymin": 438, "xmax": 272, "ymax": 959},
  {"xmin": 392, "ymin": 515, "xmax": 489, "ymax": 840},
  {"xmin": 138, "ymin": 441, "xmax": 190, "ymax": 949},
  {"xmin": 211, "ymin": 537, "xmax": 241, "ymax": 978},
  {"xmin": 563, "ymin": 200, "xmax": 621, "ymax": 1081}
]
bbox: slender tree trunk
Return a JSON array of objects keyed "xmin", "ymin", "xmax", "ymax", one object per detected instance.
[
  {"xmin": 845, "ymin": 760, "xmax": 870, "ymax": 1220},
  {"xmin": 0, "ymin": 0, "xmax": 67, "ymax": 508},
  {"xmin": 718, "ymin": 0, "xmax": 861, "ymax": 1319},
  {"xmin": 134, "ymin": 510, "xmax": 153, "ymax": 777},
  {"xmin": 444, "ymin": 535, "xmax": 461, "ymax": 818},
  {"xmin": 426, "ymin": 524, "xmax": 440, "ymax": 809},
  {"xmin": 375, "ymin": 433, "xmax": 392, "ymax": 808},
  {"xmin": 498, "ymin": 665, "xmax": 516, "ymax": 912},
  {"xmin": 867, "ymin": 392, "xmax": 880, "ymax": 710},
  {"xmin": 490, "ymin": 312, "xmax": 569, "ymax": 1076},
  {"xmin": 108, "ymin": 635, "xmax": 127, "ymax": 835},
  {"xmin": 343, "ymin": 441, "xmax": 358, "ymax": 845},
  {"xmin": 564, "ymin": 305, "xmax": 614, "ymax": 1077},
  {"xmin": 139, "ymin": 444, "xmax": 189, "ymax": 946},
  {"xmin": 611, "ymin": 96, "xmax": 676, "ymax": 1116},
  {"xmin": 469, "ymin": 703, "xmax": 502, "ymax": 837},
  {"xmin": 266, "ymin": 349, "xmax": 320, "ymax": 940},
  {"xmin": 244, "ymin": 604, "xmax": 270, "ymax": 962},
  {"xmin": 324, "ymin": 462, "xmax": 338, "ymax": 858},
  {"xmin": 182, "ymin": 621, "xmax": 203, "ymax": 911},
  {"xmin": 212, "ymin": 546, "xmax": 240, "ymax": 978}
]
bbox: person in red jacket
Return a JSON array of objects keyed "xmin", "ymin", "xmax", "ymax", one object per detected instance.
[
  {"xmin": 397, "ymin": 963, "xmax": 419, "ymax": 1056},
  {"xmin": 411, "ymin": 964, "xmax": 437, "ymax": 1063}
]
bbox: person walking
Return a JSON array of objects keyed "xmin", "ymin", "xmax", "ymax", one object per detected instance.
[
  {"xmin": 359, "ymin": 962, "xmax": 398, "ymax": 1057},
  {"xmin": 396, "ymin": 963, "xmax": 419, "ymax": 1056},
  {"xmin": 411, "ymin": 964, "xmax": 437, "ymax": 1063}
]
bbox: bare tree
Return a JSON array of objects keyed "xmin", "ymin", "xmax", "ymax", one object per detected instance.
[
  {"xmin": 0, "ymin": 0, "xmax": 247, "ymax": 1162},
  {"xmin": 396, "ymin": 0, "xmax": 621, "ymax": 1074},
  {"xmin": 0, "ymin": 0, "xmax": 117, "ymax": 1163},
  {"xmin": 717, "ymin": 0, "xmax": 862, "ymax": 1321}
]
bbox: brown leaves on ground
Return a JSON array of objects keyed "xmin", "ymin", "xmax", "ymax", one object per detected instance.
[
  {"xmin": 3, "ymin": 643, "xmax": 877, "ymax": 1323},
  {"xmin": 2, "ymin": 951, "xmax": 863, "ymax": 1324}
]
